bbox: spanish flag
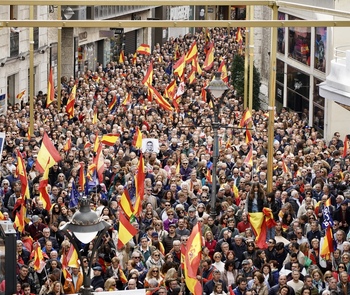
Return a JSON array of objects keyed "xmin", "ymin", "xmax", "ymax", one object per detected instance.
[
  {"xmin": 117, "ymin": 212, "xmax": 138, "ymax": 249},
  {"xmin": 33, "ymin": 243, "xmax": 44, "ymax": 271},
  {"xmin": 248, "ymin": 208, "xmax": 276, "ymax": 249},
  {"xmin": 142, "ymin": 61, "xmax": 153, "ymax": 86},
  {"xmin": 119, "ymin": 188, "xmax": 135, "ymax": 222},
  {"xmin": 119, "ymin": 50, "xmax": 125, "ymax": 63},
  {"xmin": 16, "ymin": 89, "xmax": 26, "ymax": 100},
  {"xmin": 202, "ymin": 42, "xmax": 215, "ymax": 71},
  {"xmin": 185, "ymin": 41, "xmax": 198, "ymax": 63},
  {"xmin": 173, "ymin": 54, "xmax": 186, "ymax": 78},
  {"xmin": 184, "ymin": 223, "xmax": 202, "ymax": 295},
  {"xmin": 218, "ymin": 60, "xmax": 228, "ymax": 83},
  {"xmin": 47, "ymin": 67, "xmax": 55, "ymax": 107},
  {"xmin": 134, "ymin": 153, "xmax": 145, "ymax": 217},
  {"xmin": 16, "ymin": 151, "xmax": 30, "ymax": 200},
  {"xmin": 132, "ymin": 127, "xmax": 143, "ymax": 149},
  {"xmin": 243, "ymin": 146, "xmax": 253, "ymax": 167},
  {"xmin": 95, "ymin": 143, "xmax": 105, "ymax": 183},
  {"xmin": 14, "ymin": 205, "xmax": 26, "ymax": 232},
  {"xmin": 165, "ymin": 80, "xmax": 177, "ymax": 100},
  {"xmin": 101, "ymin": 134, "xmax": 119, "ymax": 146},
  {"xmin": 320, "ymin": 225, "xmax": 334, "ymax": 260},
  {"xmin": 63, "ymin": 138, "xmax": 72, "ymax": 152},
  {"xmin": 137, "ymin": 44, "xmax": 151, "ymax": 55},
  {"xmin": 192, "ymin": 55, "xmax": 202, "ymax": 75},
  {"xmin": 239, "ymin": 108, "xmax": 253, "ymax": 127},
  {"xmin": 121, "ymin": 92, "xmax": 132, "ymax": 106},
  {"xmin": 39, "ymin": 163, "xmax": 51, "ymax": 211},
  {"xmin": 188, "ymin": 68, "xmax": 196, "ymax": 84},
  {"xmin": 236, "ymin": 27, "xmax": 243, "ymax": 44},
  {"xmin": 245, "ymin": 127, "xmax": 252, "ymax": 144},
  {"xmin": 66, "ymin": 85, "xmax": 76, "ymax": 119},
  {"xmin": 281, "ymin": 158, "xmax": 290, "ymax": 174},
  {"xmin": 35, "ymin": 132, "xmax": 62, "ymax": 173},
  {"xmin": 119, "ymin": 267, "xmax": 128, "ymax": 283},
  {"xmin": 79, "ymin": 162, "xmax": 86, "ymax": 192},
  {"xmin": 148, "ymin": 84, "xmax": 173, "ymax": 112},
  {"xmin": 132, "ymin": 52, "xmax": 137, "ymax": 65}
]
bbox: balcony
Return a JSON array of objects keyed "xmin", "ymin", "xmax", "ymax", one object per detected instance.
[{"xmin": 319, "ymin": 46, "xmax": 350, "ymax": 106}]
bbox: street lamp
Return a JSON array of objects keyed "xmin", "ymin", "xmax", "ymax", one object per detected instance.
[
  {"xmin": 60, "ymin": 197, "xmax": 110, "ymax": 295},
  {"xmin": 206, "ymin": 72, "xmax": 229, "ymax": 218}
]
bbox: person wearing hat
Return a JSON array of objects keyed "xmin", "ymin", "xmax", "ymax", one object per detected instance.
[
  {"xmin": 239, "ymin": 259, "xmax": 255, "ymax": 281},
  {"xmin": 91, "ymin": 265, "xmax": 105, "ymax": 290},
  {"xmin": 162, "ymin": 223, "xmax": 180, "ymax": 254}
]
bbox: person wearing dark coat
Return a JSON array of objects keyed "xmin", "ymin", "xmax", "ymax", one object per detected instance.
[
  {"xmin": 333, "ymin": 201, "xmax": 350, "ymax": 232},
  {"xmin": 91, "ymin": 266, "xmax": 105, "ymax": 290}
]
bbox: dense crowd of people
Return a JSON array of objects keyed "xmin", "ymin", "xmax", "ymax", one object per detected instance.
[{"xmin": 0, "ymin": 27, "xmax": 350, "ymax": 295}]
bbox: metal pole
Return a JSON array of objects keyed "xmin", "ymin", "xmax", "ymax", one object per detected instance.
[
  {"xmin": 267, "ymin": 4, "xmax": 278, "ymax": 193},
  {"xmin": 29, "ymin": 6, "xmax": 34, "ymax": 136},
  {"xmin": 248, "ymin": 5, "xmax": 254, "ymax": 112},
  {"xmin": 211, "ymin": 94, "xmax": 219, "ymax": 219},
  {"xmin": 243, "ymin": 6, "xmax": 249, "ymax": 109},
  {"xmin": 57, "ymin": 6, "xmax": 62, "ymax": 110}
]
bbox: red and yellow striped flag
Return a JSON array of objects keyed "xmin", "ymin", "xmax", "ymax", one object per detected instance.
[
  {"xmin": 33, "ymin": 243, "xmax": 44, "ymax": 271},
  {"xmin": 202, "ymin": 42, "xmax": 215, "ymax": 71},
  {"xmin": 66, "ymin": 85, "xmax": 76, "ymax": 119},
  {"xmin": 119, "ymin": 188, "xmax": 135, "ymax": 221},
  {"xmin": 39, "ymin": 162, "xmax": 52, "ymax": 211},
  {"xmin": 243, "ymin": 146, "xmax": 253, "ymax": 166},
  {"xmin": 35, "ymin": 132, "xmax": 62, "ymax": 173},
  {"xmin": 16, "ymin": 151, "xmax": 30, "ymax": 200},
  {"xmin": 101, "ymin": 134, "xmax": 119, "ymax": 146},
  {"xmin": 16, "ymin": 89, "xmax": 26, "ymax": 100},
  {"xmin": 132, "ymin": 127, "xmax": 143, "ymax": 149},
  {"xmin": 63, "ymin": 138, "xmax": 72, "ymax": 152},
  {"xmin": 117, "ymin": 212, "xmax": 138, "ymax": 249},
  {"xmin": 184, "ymin": 224, "xmax": 202, "ymax": 295},
  {"xmin": 239, "ymin": 108, "xmax": 253, "ymax": 127},
  {"xmin": 136, "ymin": 44, "xmax": 151, "ymax": 55},
  {"xmin": 119, "ymin": 50, "xmax": 125, "ymax": 63},
  {"xmin": 134, "ymin": 153, "xmax": 145, "ymax": 217}
]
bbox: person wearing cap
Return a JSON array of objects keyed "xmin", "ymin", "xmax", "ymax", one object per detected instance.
[
  {"xmin": 334, "ymin": 199, "xmax": 350, "ymax": 233},
  {"xmin": 239, "ymin": 259, "xmax": 256, "ymax": 281},
  {"xmin": 91, "ymin": 265, "xmax": 105, "ymax": 290},
  {"xmin": 162, "ymin": 224, "xmax": 180, "ymax": 254}
]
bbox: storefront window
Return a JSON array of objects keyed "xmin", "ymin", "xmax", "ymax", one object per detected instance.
[
  {"xmin": 313, "ymin": 78, "xmax": 325, "ymax": 132},
  {"xmin": 314, "ymin": 27, "xmax": 327, "ymax": 73},
  {"xmin": 288, "ymin": 15, "xmax": 311, "ymax": 66},
  {"xmin": 277, "ymin": 12, "xmax": 285, "ymax": 54}
]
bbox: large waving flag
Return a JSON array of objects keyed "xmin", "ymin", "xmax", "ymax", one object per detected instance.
[
  {"xmin": 119, "ymin": 189, "xmax": 135, "ymax": 222},
  {"xmin": 245, "ymin": 127, "xmax": 252, "ymax": 144},
  {"xmin": 137, "ymin": 44, "xmax": 151, "ymax": 55},
  {"xmin": 184, "ymin": 223, "xmax": 202, "ymax": 295},
  {"xmin": 192, "ymin": 55, "xmax": 202, "ymax": 76},
  {"xmin": 248, "ymin": 208, "xmax": 276, "ymax": 249},
  {"xmin": 16, "ymin": 151, "xmax": 30, "ymax": 200},
  {"xmin": 66, "ymin": 84, "xmax": 76, "ymax": 119},
  {"xmin": 101, "ymin": 134, "xmax": 119, "ymax": 146},
  {"xmin": 148, "ymin": 84, "xmax": 173, "ymax": 112},
  {"xmin": 39, "ymin": 162, "xmax": 51, "ymax": 211},
  {"xmin": 142, "ymin": 61, "xmax": 154, "ymax": 86},
  {"xmin": 134, "ymin": 153, "xmax": 145, "ymax": 217},
  {"xmin": 218, "ymin": 60, "xmax": 229, "ymax": 83},
  {"xmin": 173, "ymin": 54, "xmax": 186, "ymax": 78},
  {"xmin": 202, "ymin": 42, "xmax": 215, "ymax": 71},
  {"xmin": 185, "ymin": 41, "xmax": 198, "ymax": 63},
  {"xmin": 239, "ymin": 108, "xmax": 253, "ymax": 127},
  {"xmin": 47, "ymin": 67, "xmax": 55, "ymax": 107},
  {"xmin": 36, "ymin": 133, "xmax": 62, "ymax": 173},
  {"xmin": 117, "ymin": 212, "xmax": 138, "ymax": 249}
]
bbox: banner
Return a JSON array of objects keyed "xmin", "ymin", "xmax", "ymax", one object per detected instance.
[{"xmin": 0, "ymin": 132, "xmax": 5, "ymax": 161}]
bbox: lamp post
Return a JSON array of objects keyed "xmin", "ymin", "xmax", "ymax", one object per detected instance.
[
  {"xmin": 60, "ymin": 197, "xmax": 110, "ymax": 295},
  {"xmin": 206, "ymin": 72, "xmax": 229, "ymax": 218}
]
